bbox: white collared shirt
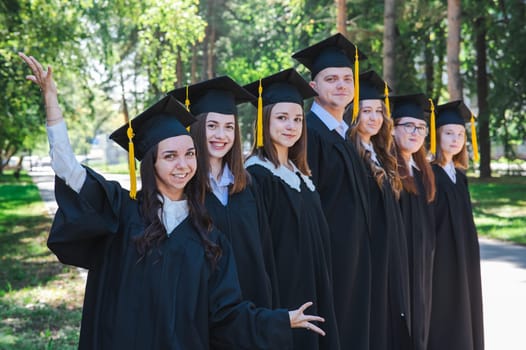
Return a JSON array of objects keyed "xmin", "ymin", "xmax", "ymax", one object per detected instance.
[
  {"xmin": 159, "ymin": 195, "xmax": 189, "ymax": 235},
  {"xmin": 209, "ymin": 164, "xmax": 234, "ymax": 206},
  {"xmin": 408, "ymin": 156, "xmax": 420, "ymax": 176},
  {"xmin": 245, "ymin": 156, "xmax": 315, "ymax": 192},
  {"xmin": 361, "ymin": 141, "xmax": 380, "ymax": 166},
  {"xmin": 442, "ymin": 161, "xmax": 457, "ymax": 183},
  {"xmin": 310, "ymin": 102, "xmax": 349, "ymax": 139}
]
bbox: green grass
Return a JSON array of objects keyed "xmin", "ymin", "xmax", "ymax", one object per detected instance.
[
  {"xmin": 469, "ymin": 176, "xmax": 526, "ymax": 245},
  {"xmin": 0, "ymin": 171, "xmax": 83, "ymax": 350}
]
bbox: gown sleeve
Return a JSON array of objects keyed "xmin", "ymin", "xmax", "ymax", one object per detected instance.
[
  {"xmin": 209, "ymin": 233, "xmax": 292, "ymax": 350},
  {"xmin": 47, "ymin": 167, "xmax": 125, "ymax": 269}
]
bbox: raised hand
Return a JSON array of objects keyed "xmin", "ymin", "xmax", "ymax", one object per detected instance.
[
  {"xmin": 288, "ymin": 301, "xmax": 326, "ymax": 336},
  {"xmin": 19, "ymin": 52, "xmax": 63, "ymax": 125}
]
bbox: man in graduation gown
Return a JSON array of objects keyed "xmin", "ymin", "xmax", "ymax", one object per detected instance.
[{"xmin": 292, "ymin": 33, "xmax": 373, "ymax": 350}]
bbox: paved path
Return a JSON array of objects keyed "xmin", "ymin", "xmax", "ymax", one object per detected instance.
[{"xmin": 29, "ymin": 168, "xmax": 526, "ymax": 350}]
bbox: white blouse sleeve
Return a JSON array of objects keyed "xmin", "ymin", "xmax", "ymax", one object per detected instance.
[{"xmin": 47, "ymin": 121, "xmax": 86, "ymax": 193}]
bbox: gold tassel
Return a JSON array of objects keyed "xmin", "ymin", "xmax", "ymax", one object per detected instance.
[
  {"xmin": 256, "ymin": 79, "xmax": 264, "ymax": 148},
  {"xmin": 352, "ymin": 46, "xmax": 360, "ymax": 124},
  {"xmin": 185, "ymin": 85, "xmax": 191, "ymax": 132},
  {"xmin": 384, "ymin": 82, "xmax": 391, "ymax": 118},
  {"xmin": 429, "ymin": 98, "xmax": 436, "ymax": 156},
  {"xmin": 471, "ymin": 114, "xmax": 479, "ymax": 162},
  {"xmin": 126, "ymin": 121, "xmax": 137, "ymax": 200}
]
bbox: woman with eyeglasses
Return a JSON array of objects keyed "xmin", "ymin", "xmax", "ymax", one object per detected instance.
[
  {"xmin": 391, "ymin": 94, "xmax": 436, "ymax": 350},
  {"xmin": 348, "ymin": 71, "xmax": 410, "ymax": 350}
]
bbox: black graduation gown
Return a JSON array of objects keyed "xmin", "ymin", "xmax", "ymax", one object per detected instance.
[
  {"xmin": 205, "ymin": 188, "xmax": 273, "ymax": 308},
  {"xmin": 47, "ymin": 168, "xmax": 292, "ymax": 350},
  {"xmin": 306, "ymin": 111, "xmax": 372, "ymax": 350},
  {"xmin": 246, "ymin": 159, "xmax": 340, "ymax": 350},
  {"xmin": 428, "ymin": 165, "xmax": 484, "ymax": 350},
  {"xmin": 364, "ymin": 165, "xmax": 411, "ymax": 350},
  {"xmin": 398, "ymin": 168, "xmax": 436, "ymax": 350}
]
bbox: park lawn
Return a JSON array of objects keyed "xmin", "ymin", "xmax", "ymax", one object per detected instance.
[
  {"xmin": 0, "ymin": 171, "xmax": 83, "ymax": 350},
  {"xmin": 469, "ymin": 175, "xmax": 526, "ymax": 245}
]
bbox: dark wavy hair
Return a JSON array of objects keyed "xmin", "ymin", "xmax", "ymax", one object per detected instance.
[
  {"xmin": 349, "ymin": 100, "xmax": 402, "ymax": 198},
  {"xmin": 133, "ymin": 143, "xmax": 222, "ymax": 268},
  {"xmin": 249, "ymin": 103, "xmax": 311, "ymax": 176},
  {"xmin": 190, "ymin": 112, "xmax": 250, "ymax": 204}
]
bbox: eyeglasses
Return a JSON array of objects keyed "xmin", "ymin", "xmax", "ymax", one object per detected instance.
[{"xmin": 395, "ymin": 122, "xmax": 429, "ymax": 136}]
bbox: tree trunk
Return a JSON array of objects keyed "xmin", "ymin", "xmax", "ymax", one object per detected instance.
[
  {"xmin": 424, "ymin": 41, "xmax": 434, "ymax": 98},
  {"xmin": 335, "ymin": 0, "xmax": 347, "ymax": 36},
  {"xmin": 120, "ymin": 69, "xmax": 130, "ymax": 124},
  {"xmin": 447, "ymin": 0, "xmax": 463, "ymax": 100},
  {"xmin": 475, "ymin": 16, "xmax": 491, "ymax": 178},
  {"xmin": 191, "ymin": 44, "xmax": 198, "ymax": 84},
  {"xmin": 175, "ymin": 49, "xmax": 183, "ymax": 88},
  {"xmin": 383, "ymin": 0, "xmax": 396, "ymax": 88}
]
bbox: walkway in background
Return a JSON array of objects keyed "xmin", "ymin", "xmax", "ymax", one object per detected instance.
[{"xmin": 30, "ymin": 167, "xmax": 526, "ymax": 350}]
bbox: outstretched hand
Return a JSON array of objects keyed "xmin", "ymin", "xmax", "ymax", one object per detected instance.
[
  {"xmin": 288, "ymin": 301, "xmax": 326, "ymax": 336},
  {"xmin": 18, "ymin": 52, "xmax": 57, "ymax": 97}
]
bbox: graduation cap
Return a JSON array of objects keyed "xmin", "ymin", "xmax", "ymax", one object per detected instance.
[
  {"xmin": 292, "ymin": 33, "xmax": 367, "ymax": 121},
  {"xmin": 354, "ymin": 70, "xmax": 392, "ymax": 122},
  {"xmin": 168, "ymin": 76, "xmax": 255, "ymax": 116},
  {"xmin": 390, "ymin": 93, "xmax": 430, "ymax": 121},
  {"xmin": 109, "ymin": 95, "xmax": 195, "ymax": 199},
  {"xmin": 243, "ymin": 68, "xmax": 317, "ymax": 148},
  {"xmin": 435, "ymin": 100, "xmax": 479, "ymax": 161}
]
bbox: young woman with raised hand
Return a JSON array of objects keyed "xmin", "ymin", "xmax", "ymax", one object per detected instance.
[
  {"xmin": 348, "ymin": 70, "xmax": 411, "ymax": 350},
  {"xmin": 243, "ymin": 68, "xmax": 340, "ymax": 350},
  {"xmin": 391, "ymin": 93, "xmax": 436, "ymax": 350},
  {"xmin": 19, "ymin": 52, "xmax": 324, "ymax": 349},
  {"xmin": 428, "ymin": 100, "xmax": 484, "ymax": 350}
]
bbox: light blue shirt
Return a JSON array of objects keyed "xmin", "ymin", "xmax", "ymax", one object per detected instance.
[
  {"xmin": 209, "ymin": 164, "xmax": 234, "ymax": 206},
  {"xmin": 310, "ymin": 101, "xmax": 349, "ymax": 139}
]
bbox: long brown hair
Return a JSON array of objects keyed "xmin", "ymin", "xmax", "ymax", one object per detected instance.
[
  {"xmin": 250, "ymin": 103, "xmax": 310, "ymax": 175},
  {"xmin": 396, "ymin": 145, "xmax": 436, "ymax": 203},
  {"xmin": 350, "ymin": 100, "xmax": 402, "ymax": 198},
  {"xmin": 134, "ymin": 143, "xmax": 221, "ymax": 268},
  {"xmin": 431, "ymin": 125, "xmax": 469, "ymax": 170},
  {"xmin": 190, "ymin": 112, "xmax": 249, "ymax": 203}
]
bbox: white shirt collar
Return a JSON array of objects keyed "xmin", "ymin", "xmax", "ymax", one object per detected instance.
[
  {"xmin": 441, "ymin": 161, "xmax": 457, "ymax": 183},
  {"xmin": 158, "ymin": 195, "xmax": 189, "ymax": 235},
  {"xmin": 408, "ymin": 156, "xmax": 420, "ymax": 176},
  {"xmin": 245, "ymin": 156, "xmax": 315, "ymax": 192},
  {"xmin": 209, "ymin": 164, "xmax": 234, "ymax": 205},
  {"xmin": 361, "ymin": 141, "xmax": 380, "ymax": 166},
  {"xmin": 311, "ymin": 102, "xmax": 349, "ymax": 139}
]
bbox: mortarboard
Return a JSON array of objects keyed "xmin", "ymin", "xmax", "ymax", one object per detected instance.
[
  {"xmin": 292, "ymin": 33, "xmax": 367, "ymax": 122},
  {"xmin": 435, "ymin": 100, "xmax": 479, "ymax": 161},
  {"xmin": 168, "ymin": 76, "xmax": 255, "ymax": 116},
  {"xmin": 109, "ymin": 95, "xmax": 195, "ymax": 199},
  {"xmin": 243, "ymin": 68, "xmax": 317, "ymax": 148},
  {"xmin": 355, "ymin": 70, "xmax": 392, "ymax": 122}
]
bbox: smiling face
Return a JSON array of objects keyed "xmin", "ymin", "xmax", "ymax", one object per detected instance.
[
  {"xmin": 394, "ymin": 117, "xmax": 428, "ymax": 157},
  {"xmin": 356, "ymin": 99, "xmax": 384, "ymax": 143},
  {"xmin": 154, "ymin": 135, "xmax": 196, "ymax": 200},
  {"xmin": 310, "ymin": 67, "xmax": 354, "ymax": 116},
  {"xmin": 205, "ymin": 112, "xmax": 235, "ymax": 162},
  {"xmin": 439, "ymin": 124, "xmax": 466, "ymax": 159},
  {"xmin": 268, "ymin": 102, "xmax": 304, "ymax": 158}
]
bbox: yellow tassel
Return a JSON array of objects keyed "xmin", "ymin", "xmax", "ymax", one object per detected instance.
[
  {"xmin": 256, "ymin": 79, "xmax": 264, "ymax": 148},
  {"xmin": 471, "ymin": 114, "xmax": 479, "ymax": 162},
  {"xmin": 429, "ymin": 98, "xmax": 436, "ymax": 155},
  {"xmin": 126, "ymin": 122, "xmax": 137, "ymax": 200},
  {"xmin": 185, "ymin": 85, "xmax": 191, "ymax": 132},
  {"xmin": 384, "ymin": 82, "xmax": 391, "ymax": 118},
  {"xmin": 352, "ymin": 46, "xmax": 360, "ymax": 124}
]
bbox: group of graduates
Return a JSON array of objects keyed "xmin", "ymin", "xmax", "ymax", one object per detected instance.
[{"xmin": 19, "ymin": 32, "xmax": 484, "ymax": 350}]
